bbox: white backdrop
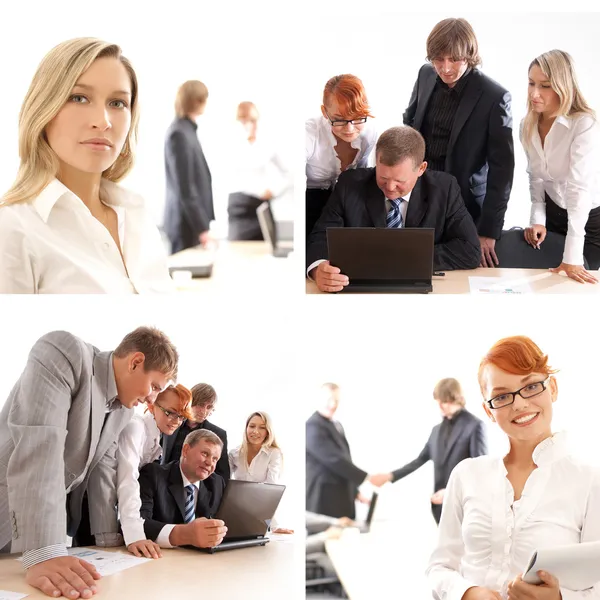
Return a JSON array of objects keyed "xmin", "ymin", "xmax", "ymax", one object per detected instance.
[{"xmin": 300, "ymin": 12, "xmax": 600, "ymax": 231}]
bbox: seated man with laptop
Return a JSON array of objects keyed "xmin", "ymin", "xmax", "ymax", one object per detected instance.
[{"xmin": 306, "ymin": 126, "xmax": 481, "ymax": 293}]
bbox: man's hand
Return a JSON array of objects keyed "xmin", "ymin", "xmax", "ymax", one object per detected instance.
[
  {"xmin": 356, "ymin": 493, "xmax": 371, "ymax": 505},
  {"xmin": 462, "ymin": 586, "xmax": 502, "ymax": 600},
  {"xmin": 430, "ymin": 488, "xmax": 446, "ymax": 505},
  {"xmin": 367, "ymin": 473, "xmax": 392, "ymax": 487},
  {"xmin": 126, "ymin": 539, "xmax": 162, "ymax": 559},
  {"xmin": 25, "ymin": 556, "xmax": 101, "ymax": 599},
  {"xmin": 261, "ymin": 189, "xmax": 274, "ymax": 201},
  {"xmin": 336, "ymin": 517, "xmax": 356, "ymax": 527},
  {"xmin": 479, "ymin": 237, "xmax": 499, "ymax": 268},
  {"xmin": 311, "ymin": 261, "xmax": 349, "ymax": 293},
  {"xmin": 272, "ymin": 527, "xmax": 294, "ymax": 534},
  {"xmin": 550, "ymin": 262, "xmax": 598, "ymax": 284},
  {"xmin": 507, "ymin": 571, "xmax": 562, "ymax": 600},
  {"xmin": 524, "ymin": 225, "xmax": 547, "ymax": 249},
  {"xmin": 171, "ymin": 517, "xmax": 228, "ymax": 548},
  {"xmin": 199, "ymin": 231, "xmax": 218, "ymax": 249}
]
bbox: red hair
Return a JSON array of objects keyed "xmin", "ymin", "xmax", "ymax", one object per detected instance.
[
  {"xmin": 478, "ymin": 336, "xmax": 558, "ymax": 390},
  {"xmin": 323, "ymin": 74, "xmax": 373, "ymax": 120},
  {"xmin": 153, "ymin": 384, "xmax": 194, "ymax": 420}
]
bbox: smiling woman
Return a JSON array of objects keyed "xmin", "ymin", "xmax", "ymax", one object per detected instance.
[{"xmin": 0, "ymin": 38, "xmax": 173, "ymax": 294}]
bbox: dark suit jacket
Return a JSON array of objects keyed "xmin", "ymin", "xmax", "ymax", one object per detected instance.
[
  {"xmin": 306, "ymin": 412, "xmax": 367, "ymax": 520},
  {"xmin": 163, "ymin": 117, "xmax": 215, "ymax": 253},
  {"xmin": 306, "ymin": 168, "xmax": 480, "ymax": 271},
  {"xmin": 161, "ymin": 419, "xmax": 230, "ymax": 482},
  {"xmin": 139, "ymin": 460, "xmax": 225, "ymax": 542},
  {"xmin": 391, "ymin": 409, "xmax": 486, "ymax": 494},
  {"xmin": 403, "ymin": 65, "xmax": 514, "ymax": 240}
]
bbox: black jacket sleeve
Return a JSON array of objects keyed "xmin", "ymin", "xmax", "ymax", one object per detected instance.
[
  {"xmin": 391, "ymin": 439, "xmax": 431, "ymax": 482},
  {"xmin": 139, "ymin": 464, "xmax": 168, "ymax": 542},
  {"xmin": 403, "ymin": 71, "xmax": 421, "ymax": 127},
  {"xmin": 469, "ymin": 421, "xmax": 488, "ymax": 458}
]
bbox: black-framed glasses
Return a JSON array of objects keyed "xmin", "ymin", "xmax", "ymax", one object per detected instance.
[
  {"xmin": 155, "ymin": 404, "xmax": 185, "ymax": 422},
  {"xmin": 325, "ymin": 112, "xmax": 368, "ymax": 128},
  {"xmin": 486, "ymin": 377, "xmax": 550, "ymax": 410}
]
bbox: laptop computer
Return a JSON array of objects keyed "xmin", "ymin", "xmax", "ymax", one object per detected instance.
[
  {"xmin": 198, "ymin": 480, "xmax": 286, "ymax": 554},
  {"xmin": 327, "ymin": 228, "xmax": 434, "ymax": 293},
  {"xmin": 257, "ymin": 202, "xmax": 294, "ymax": 258},
  {"xmin": 358, "ymin": 492, "xmax": 378, "ymax": 533}
]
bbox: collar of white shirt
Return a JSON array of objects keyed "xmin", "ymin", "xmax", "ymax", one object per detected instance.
[
  {"xmin": 500, "ymin": 431, "xmax": 568, "ymax": 471},
  {"xmin": 180, "ymin": 463, "xmax": 200, "ymax": 491},
  {"xmin": 386, "ymin": 190, "xmax": 412, "ymax": 204}
]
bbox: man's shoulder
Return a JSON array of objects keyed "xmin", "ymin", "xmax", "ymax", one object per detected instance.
[
  {"xmin": 203, "ymin": 420, "xmax": 227, "ymax": 438},
  {"xmin": 140, "ymin": 460, "xmax": 171, "ymax": 478},
  {"xmin": 471, "ymin": 69, "xmax": 510, "ymax": 99},
  {"xmin": 31, "ymin": 330, "xmax": 94, "ymax": 363},
  {"xmin": 338, "ymin": 167, "xmax": 375, "ymax": 186},
  {"xmin": 421, "ymin": 169, "xmax": 457, "ymax": 192}
]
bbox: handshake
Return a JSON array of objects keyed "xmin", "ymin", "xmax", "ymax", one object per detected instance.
[{"xmin": 366, "ymin": 472, "xmax": 393, "ymax": 488}]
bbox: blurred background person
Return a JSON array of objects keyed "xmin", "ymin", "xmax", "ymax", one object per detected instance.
[
  {"xmin": 369, "ymin": 378, "xmax": 487, "ymax": 524},
  {"xmin": 163, "ymin": 80, "xmax": 214, "ymax": 254},
  {"xmin": 305, "ymin": 74, "xmax": 377, "ymax": 240},
  {"xmin": 227, "ymin": 101, "xmax": 292, "ymax": 241}
]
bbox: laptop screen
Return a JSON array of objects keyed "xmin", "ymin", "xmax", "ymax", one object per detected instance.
[{"xmin": 257, "ymin": 202, "xmax": 278, "ymax": 250}]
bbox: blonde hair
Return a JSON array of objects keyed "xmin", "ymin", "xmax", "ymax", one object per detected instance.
[
  {"xmin": 1, "ymin": 38, "xmax": 139, "ymax": 206},
  {"xmin": 522, "ymin": 49, "xmax": 595, "ymax": 148},
  {"xmin": 240, "ymin": 411, "xmax": 280, "ymax": 462},
  {"xmin": 433, "ymin": 378, "xmax": 465, "ymax": 406},
  {"xmin": 175, "ymin": 80, "xmax": 209, "ymax": 118}
]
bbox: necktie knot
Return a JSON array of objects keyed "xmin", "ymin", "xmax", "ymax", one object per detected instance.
[
  {"xmin": 386, "ymin": 198, "xmax": 404, "ymax": 228},
  {"xmin": 184, "ymin": 484, "xmax": 195, "ymax": 523}
]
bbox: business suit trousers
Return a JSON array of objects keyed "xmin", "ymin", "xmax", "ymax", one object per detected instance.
[
  {"xmin": 306, "ymin": 187, "xmax": 332, "ymax": 241},
  {"xmin": 227, "ymin": 193, "xmax": 264, "ymax": 240},
  {"xmin": 545, "ymin": 192, "xmax": 600, "ymax": 269},
  {"xmin": 71, "ymin": 494, "xmax": 95, "ymax": 547},
  {"xmin": 431, "ymin": 503, "xmax": 442, "ymax": 525}
]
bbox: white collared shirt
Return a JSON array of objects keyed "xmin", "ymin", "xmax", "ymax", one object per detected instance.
[
  {"xmin": 0, "ymin": 178, "xmax": 173, "ymax": 293},
  {"xmin": 520, "ymin": 114, "xmax": 600, "ymax": 265},
  {"xmin": 426, "ymin": 432, "xmax": 600, "ymax": 600},
  {"xmin": 306, "ymin": 116, "xmax": 377, "ymax": 189},
  {"xmin": 228, "ymin": 445, "xmax": 283, "ymax": 484},
  {"xmin": 116, "ymin": 412, "xmax": 164, "ymax": 546}
]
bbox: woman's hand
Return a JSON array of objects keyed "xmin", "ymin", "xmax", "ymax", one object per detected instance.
[
  {"xmin": 126, "ymin": 539, "xmax": 162, "ymax": 559},
  {"xmin": 272, "ymin": 527, "xmax": 294, "ymax": 534},
  {"xmin": 550, "ymin": 262, "xmax": 598, "ymax": 284},
  {"xmin": 524, "ymin": 225, "xmax": 547, "ymax": 248},
  {"xmin": 507, "ymin": 571, "xmax": 561, "ymax": 599},
  {"xmin": 462, "ymin": 586, "xmax": 502, "ymax": 599}
]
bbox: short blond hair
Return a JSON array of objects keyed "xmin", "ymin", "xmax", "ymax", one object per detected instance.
[
  {"xmin": 175, "ymin": 80, "xmax": 209, "ymax": 118},
  {"xmin": 433, "ymin": 378, "xmax": 465, "ymax": 406}
]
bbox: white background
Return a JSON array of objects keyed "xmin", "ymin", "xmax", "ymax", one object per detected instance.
[{"xmin": 300, "ymin": 11, "xmax": 600, "ymax": 231}]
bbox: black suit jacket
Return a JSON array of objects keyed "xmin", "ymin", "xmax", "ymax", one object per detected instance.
[
  {"xmin": 161, "ymin": 419, "xmax": 230, "ymax": 482},
  {"xmin": 163, "ymin": 117, "xmax": 215, "ymax": 253},
  {"xmin": 391, "ymin": 409, "xmax": 486, "ymax": 494},
  {"xmin": 306, "ymin": 168, "xmax": 480, "ymax": 271},
  {"xmin": 403, "ymin": 65, "xmax": 514, "ymax": 240},
  {"xmin": 139, "ymin": 460, "xmax": 225, "ymax": 542},
  {"xmin": 306, "ymin": 412, "xmax": 367, "ymax": 520}
]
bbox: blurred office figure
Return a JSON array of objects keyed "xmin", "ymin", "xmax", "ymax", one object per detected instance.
[
  {"xmin": 403, "ymin": 18, "xmax": 514, "ymax": 268},
  {"xmin": 163, "ymin": 80, "xmax": 215, "ymax": 254},
  {"xmin": 306, "ymin": 383, "xmax": 373, "ymax": 519},
  {"xmin": 306, "ymin": 74, "xmax": 377, "ymax": 240},
  {"xmin": 369, "ymin": 378, "xmax": 487, "ymax": 524},
  {"xmin": 227, "ymin": 102, "xmax": 292, "ymax": 241}
]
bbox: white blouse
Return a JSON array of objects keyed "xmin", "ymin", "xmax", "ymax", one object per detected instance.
[
  {"xmin": 305, "ymin": 116, "xmax": 377, "ymax": 189},
  {"xmin": 228, "ymin": 445, "xmax": 283, "ymax": 484},
  {"xmin": 0, "ymin": 178, "xmax": 173, "ymax": 294},
  {"xmin": 520, "ymin": 114, "xmax": 600, "ymax": 266},
  {"xmin": 426, "ymin": 432, "xmax": 600, "ymax": 600},
  {"xmin": 116, "ymin": 412, "xmax": 164, "ymax": 546}
]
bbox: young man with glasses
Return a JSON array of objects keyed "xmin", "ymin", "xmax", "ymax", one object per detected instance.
[{"xmin": 161, "ymin": 383, "xmax": 230, "ymax": 482}]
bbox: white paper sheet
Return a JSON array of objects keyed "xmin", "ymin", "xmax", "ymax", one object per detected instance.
[
  {"xmin": 523, "ymin": 541, "xmax": 600, "ymax": 589},
  {"xmin": 66, "ymin": 548, "xmax": 151, "ymax": 576},
  {"xmin": 0, "ymin": 592, "xmax": 28, "ymax": 600},
  {"xmin": 469, "ymin": 276, "xmax": 533, "ymax": 295}
]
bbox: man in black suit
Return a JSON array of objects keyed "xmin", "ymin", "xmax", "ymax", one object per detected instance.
[
  {"xmin": 370, "ymin": 378, "xmax": 487, "ymax": 524},
  {"xmin": 139, "ymin": 428, "xmax": 228, "ymax": 549},
  {"xmin": 307, "ymin": 126, "xmax": 480, "ymax": 292},
  {"xmin": 164, "ymin": 80, "xmax": 215, "ymax": 254},
  {"xmin": 306, "ymin": 383, "xmax": 375, "ymax": 519},
  {"xmin": 161, "ymin": 383, "xmax": 230, "ymax": 482},
  {"xmin": 403, "ymin": 17, "xmax": 514, "ymax": 268}
]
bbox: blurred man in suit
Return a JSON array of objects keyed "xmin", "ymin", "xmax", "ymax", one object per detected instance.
[
  {"xmin": 403, "ymin": 18, "xmax": 514, "ymax": 268},
  {"xmin": 370, "ymin": 378, "xmax": 487, "ymax": 524},
  {"xmin": 139, "ymin": 429, "xmax": 227, "ymax": 549},
  {"xmin": 306, "ymin": 383, "xmax": 375, "ymax": 519},
  {"xmin": 161, "ymin": 383, "xmax": 229, "ymax": 482},
  {"xmin": 307, "ymin": 126, "xmax": 480, "ymax": 292},
  {"xmin": 0, "ymin": 327, "xmax": 178, "ymax": 599}
]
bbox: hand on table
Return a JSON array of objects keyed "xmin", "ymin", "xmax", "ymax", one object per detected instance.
[
  {"xmin": 311, "ymin": 261, "xmax": 349, "ymax": 293},
  {"xmin": 367, "ymin": 473, "xmax": 392, "ymax": 487},
  {"xmin": 173, "ymin": 517, "xmax": 227, "ymax": 548},
  {"xmin": 25, "ymin": 556, "xmax": 101, "ymax": 598},
  {"xmin": 430, "ymin": 488, "xmax": 446, "ymax": 505},
  {"xmin": 524, "ymin": 225, "xmax": 547, "ymax": 249},
  {"xmin": 479, "ymin": 237, "xmax": 499, "ymax": 268},
  {"xmin": 199, "ymin": 230, "xmax": 218, "ymax": 249},
  {"xmin": 462, "ymin": 586, "xmax": 502, "ymax": 600},
  {"xmin": 126, "ymin": 539, "xmax": 162, "ymax": 559},
  {"xmin": 550, "ymin": 262, "xmax": 598, "ymax": 284},
  {"xmin": 272, "ymin": 527, "xmax": 294, "ymax": 534},
  {"xmin": 356, "ymin": 493, "xmax": 371, "ymax": 505},
  {"xmin": 336, "ymin": 517, "xmax": 357, "ymax": 527},
  {"xmin": 507, "ymin": 571, "xmax": 562, "ymax": 600}
]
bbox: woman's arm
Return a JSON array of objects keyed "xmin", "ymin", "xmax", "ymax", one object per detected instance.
[
  {"xmin": 519, "ymin": 121, "xmax": 547, "ymax": 229},
  {"xmin": 265, "ymin": 448, "xmax": 283, "ymax": 484},
  {"xmin": 0, "ymin": 213, "xmax": 37, "ymax": 293}
]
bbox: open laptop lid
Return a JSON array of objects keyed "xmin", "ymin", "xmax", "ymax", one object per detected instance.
[
  {"xmin": 365, "ymin": 492, "xmax": 378, "ymax": 526},
  {"xmin": 214, "ymin": 480, "xmax": 286, "ymax": 540},
  {"xmin": 327, "ymin": 228, "xmax": 434, "ymax": 283},
  {"xmin": 257, "ymin": 202, "xmax": 279, "ymax": 251}
]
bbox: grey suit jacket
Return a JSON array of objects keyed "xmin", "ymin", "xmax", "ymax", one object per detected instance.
[{"xmin": 0, "ymin": 331, "xmax": 133, "ymax": 554}]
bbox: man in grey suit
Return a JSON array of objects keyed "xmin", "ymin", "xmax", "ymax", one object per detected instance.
[
  {"xmin": 0, "ymin": 327, "xmax": 178, "ymax": 599},
  {"xmin": 369, "ymin": 378, "xmax": 487, "ymax": 524}
]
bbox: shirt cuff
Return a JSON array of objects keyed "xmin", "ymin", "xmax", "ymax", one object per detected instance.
[
  {"xmin": 122, "ymin": 522, "xmax": 148, "ymax": 548},
  {"xmin": 156, "ymin": 525, "xmax": 176, "ymax": 549},
  {"xmin": 94, "ymin": 532, "xmax": 124, "ymax": 547},
  {"xmin": 307, "ymin": 259, "xmax": 327, "ymax": 279},
  {"xmin": 22, "ymin": 544, "xmax": 69, "ymax": 570},
  {"xmin": 530, "ymin": 202, "xmax": 547, "ymax": 227},
  {"xmin": 563, "ymin": 234, "xmax": 586, "ymax": 266}
]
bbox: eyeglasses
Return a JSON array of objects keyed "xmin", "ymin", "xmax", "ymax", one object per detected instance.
[
  {"xmin": 486, "ymin": 377, "xmax": 550, "ymax": 410},
  {"xmin": 155, "ymin": 404, "xmax": 185, "ymax": 422},
  {"xmin": 325, "ymin": 112, "xmax": 368, "ymax": 128}
]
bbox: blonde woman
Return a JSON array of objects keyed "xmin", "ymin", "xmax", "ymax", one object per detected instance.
[
  {"xmin": 117, "ymin": 384, "xmax": 193, "ymax": 559},
  {"xmin": 521, "ymin": 49, "xmax": 600, "ymax": 284},
  {"xmin": 0, "ymin": 38, "xmax": 172, "ymax": 294}
]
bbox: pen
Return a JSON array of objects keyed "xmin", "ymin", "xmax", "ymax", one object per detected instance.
[{"xmin": 434, "ymin": 272, "xmax": 446, "ymax": 277}]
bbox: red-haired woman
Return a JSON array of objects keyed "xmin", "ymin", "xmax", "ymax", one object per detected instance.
[
  {"xmin": 427, "ymin": 336, "xmax": 600, "ymax": 600},
  {"xmin": 117, "ymin": 384, "xmax": 193, "ymax": 559},
  {"xmin": 305, "ymin": 74, "xmax": 377, "ymax": 239}
]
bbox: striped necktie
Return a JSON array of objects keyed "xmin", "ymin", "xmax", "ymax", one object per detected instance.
[
  {"xmin": 386, "ymin": 198, "xmax": 404, "ymax": 228},
  {"xmin": 184, "ymin": 484, "xmax": 195, "ymax": 523}
]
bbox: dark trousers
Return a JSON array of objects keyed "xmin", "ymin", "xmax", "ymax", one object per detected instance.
[
  {"xmin": 431, "ymin": 503, "xmax": 442, "ymax": 525},
  {"xmin": 306, "ymin": 188, "xmax": 332, "ymax": 241},
  {"xmin": 545, "ymin": 192, "xmax": 600, "ymax": 269},
  {"xmin": 227, "ymin": 193, "xmax": 264, "ymax": 241},
  {"xmin": 71, "ymin": 494, "xmax": 95, "ymax": 547}
]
